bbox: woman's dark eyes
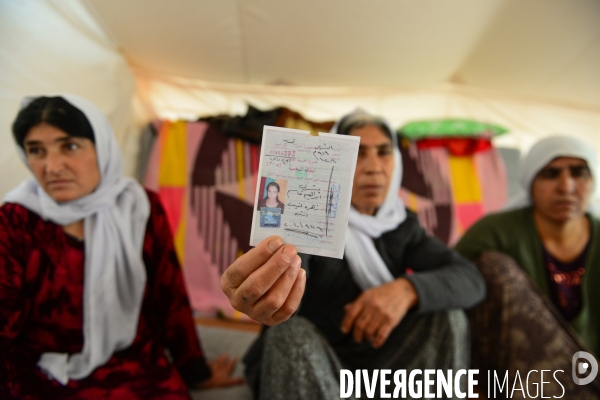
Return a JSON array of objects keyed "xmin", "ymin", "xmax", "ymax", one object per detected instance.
[
  {"xmin": 538, "ymin": 166, "xmax": 591, "ymax": 178},
  {"xmin": 26, "ymin": 143, "xmax": 80, "ymax": 155},
  {"xmin": 358, "ymin": 150, "xmax": 392, "ymax": 157},
  {"xmin": 538, "ymin": 168, "xmax": 561, "ymax": 178},
  {"xmin": 64, "ymin": 142, "xmax": 80, "ymax": 151},
  {"xmin": 571, "ymin": 167, "xmax": 591, "ymax": 177}
]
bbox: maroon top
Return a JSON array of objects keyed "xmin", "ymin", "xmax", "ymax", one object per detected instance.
[
  {"xmin": 542, "ymin": 239, "xmax": 589, "ymax": 321},
  {"xmin": 0, "ymin": 190, "xmax": 210, "ymax": 399}
]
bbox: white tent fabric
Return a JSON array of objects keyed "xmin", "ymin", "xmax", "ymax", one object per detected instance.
[
  {"xmin": 85, "ymin": 0, "xmax": 600, "ymax": 108},
  {"xmin": 133, "ymin": 67, "xmax": 600, "ymax": 154},
  {"xmin": 1, "ymin": 0, "xmax": 600, "ymax": 200}
]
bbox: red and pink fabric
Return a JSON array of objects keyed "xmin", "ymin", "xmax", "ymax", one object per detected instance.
[{"xmin": 398, "ymin": 119, "xmax": 509, "ymax": 245}]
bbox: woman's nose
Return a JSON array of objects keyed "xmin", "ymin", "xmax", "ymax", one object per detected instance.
[
  {"xmin": 45, "ymin": 152, "xmax": 65, "ymax": 175},
  {"xmin": 557, "ymin": 170, "xmax": 576, "ymax": 193},
  {"xmin": 364, "ymin": 153, "xmax": 383, "ymax": 173}
]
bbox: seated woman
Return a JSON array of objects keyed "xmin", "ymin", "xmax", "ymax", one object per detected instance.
[
  {"xmin": 257, "ymin": 181, "xmax": 285, "ymax": 214},
  {"xmin": 455, "ymin": 136, "xmax": 600, "ymax": 397},
  {"xmin": 0, "ymin": 95, "xmax": 243, "ymax": 399},
  {"xmin": 225, "ymin": 110, "xmax": 486, "ymax": 400}
]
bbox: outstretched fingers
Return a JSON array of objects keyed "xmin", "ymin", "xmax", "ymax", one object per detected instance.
[
  {"xmin": 371, "ymin": 324, "xmax": 393, "ymax": 349},
  {"xmin": 340, "ymin": 300, "xmax": 363, "ymax": 336},
  {"xmin": 233, "ymin": 244, "xmax": 297, "ymax": 303},
  {"xmin": 221, "ymin": 236, "xmax": 284, "ymax": 294},
  {"xmin": 221, "ymin": 236, "xmax": 305, "ymax": 324},
  {"xmin": 268, "ymin": 265, "xmax": 307, "ymax": 325}
]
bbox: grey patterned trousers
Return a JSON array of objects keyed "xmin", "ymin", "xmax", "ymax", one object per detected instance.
[{"xmin": 249, "ymin": 310, "xmax": 469, "ymax": 400}]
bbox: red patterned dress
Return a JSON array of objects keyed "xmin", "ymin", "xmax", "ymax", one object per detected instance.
[{"xmin": 0, "ymin": 190, "xmax": 210, "ymax": 399}]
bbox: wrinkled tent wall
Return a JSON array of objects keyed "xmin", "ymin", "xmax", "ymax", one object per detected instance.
[
  {"xmin": 135, "ymin": 68, "xmax": 600, "ymax": 158},
  {"xmin": 0, "ymin": 0, "xmax": 138, "ymax": 200}
]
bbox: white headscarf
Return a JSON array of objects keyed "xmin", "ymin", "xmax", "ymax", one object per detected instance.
[
  {"xmin": 332, "ymin": 110, "xmax": 406, "ymax": 290},
  {"xmin": 504, "ymin": 135, "xmax": 598, "ymax": 212},
  {"xmin": 4, "ymin": 94, "xmax": 150, "ymax": 384}
]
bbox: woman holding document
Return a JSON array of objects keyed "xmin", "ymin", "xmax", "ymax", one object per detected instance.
[{"xmin": 222, "ymin": 110, "xmax": 485, "ymax": 399}]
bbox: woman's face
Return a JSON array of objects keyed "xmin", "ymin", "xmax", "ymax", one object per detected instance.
[
  {"xmin": 267, "ymin": 185, "xmax": 279, "ymax": 200},
  {"xmin": 24, "ymin": 123, "xmax": 101, "ymax": 203},
  {"xmin": 350, "ymin": 124, "xmax": 394, "ymax": 215},
  {"xmin": 531, "ymin": 157, "xmax": 593, "ymax": 223}
]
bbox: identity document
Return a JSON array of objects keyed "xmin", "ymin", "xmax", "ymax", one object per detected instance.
[{"xmin": 249, "ymin": 125, "xmax": 360, "ymax": 259}]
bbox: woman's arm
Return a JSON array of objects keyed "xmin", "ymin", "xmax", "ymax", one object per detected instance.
[
  {"xmin": 401, "ymin": 217, "xmax": 486, "ymax": 313},
  {"xmin": 454, "ymin": 214, "xmax": 503, "ymax": 262}
]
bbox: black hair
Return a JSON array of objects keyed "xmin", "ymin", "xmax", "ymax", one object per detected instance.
[
  {"xmin": 266, "ymin": 181, "xmax": 280, "ymax": 193},
  {"xmin": 336, "ymin": 113, "xmax": 393, "ymax": 140},
  {"xmin": 12, "ymin": 96, "xmax": 95, "ymax": 148}
]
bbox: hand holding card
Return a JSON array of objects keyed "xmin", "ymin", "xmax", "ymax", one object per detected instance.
[{"xmin": 221, "ymin": 236, "xmax": 306, "ymax": 326}]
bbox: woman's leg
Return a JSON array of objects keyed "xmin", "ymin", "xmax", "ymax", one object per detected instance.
[
  {"xmin": 255, "ymin": 316, "xmax": 351, "ymax": 400},
  {"xmin": 374, "ymin": 309, "xmax": 470, "ymax": 400},
  {"xmin": 469, "ymin": 251, "xmax": 600, "ymax": 399},
  {"xmin": 247, "ymin": 311, "xmax": 469, "ymax": 400}
]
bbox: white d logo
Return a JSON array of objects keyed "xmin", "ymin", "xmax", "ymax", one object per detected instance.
[{"xmin": 572, "ymin": 351, "xmax": 598, "ymax": 386}]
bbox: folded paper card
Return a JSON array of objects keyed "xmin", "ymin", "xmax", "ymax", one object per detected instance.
[{"xmin": 250, "ymin": 126, "xmax": 360, "ymax": 258}]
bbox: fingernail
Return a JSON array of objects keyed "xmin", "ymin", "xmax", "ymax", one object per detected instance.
[
  {"xmin": 299, "ymin": 268, "xmax": 307, "ymax": 280},
  {"xmin": 268, "ymin": 238, "xmax": 283, "ymax": 253},
  {"xmin": 292, "ymin": 256, "xmax": 301, "ymax": 269},
  {"xmin": 282, "ymin": 245, "xmax": 297, "ymax": 262}
]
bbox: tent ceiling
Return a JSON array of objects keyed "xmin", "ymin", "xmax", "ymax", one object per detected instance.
[{"xmin": 85, "ymin": 0, "xmax": 600, "ymax": 108}]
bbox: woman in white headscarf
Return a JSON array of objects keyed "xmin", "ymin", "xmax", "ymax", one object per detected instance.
[
  {"xmin": 240, "ymin": 110, "xmax": 485, "ymax": 400},
  {"xmin": 0, "ymin": 95, "xmax": 242, "ymax": 399},
  {"xmin": 456, "ymin": 136, "xmax": 600, "ymax": 397}
]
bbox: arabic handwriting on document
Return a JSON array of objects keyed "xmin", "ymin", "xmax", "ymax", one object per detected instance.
[{"xmin": 249, "ymin": 126, "xmax": 359, "ymax": 259}]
